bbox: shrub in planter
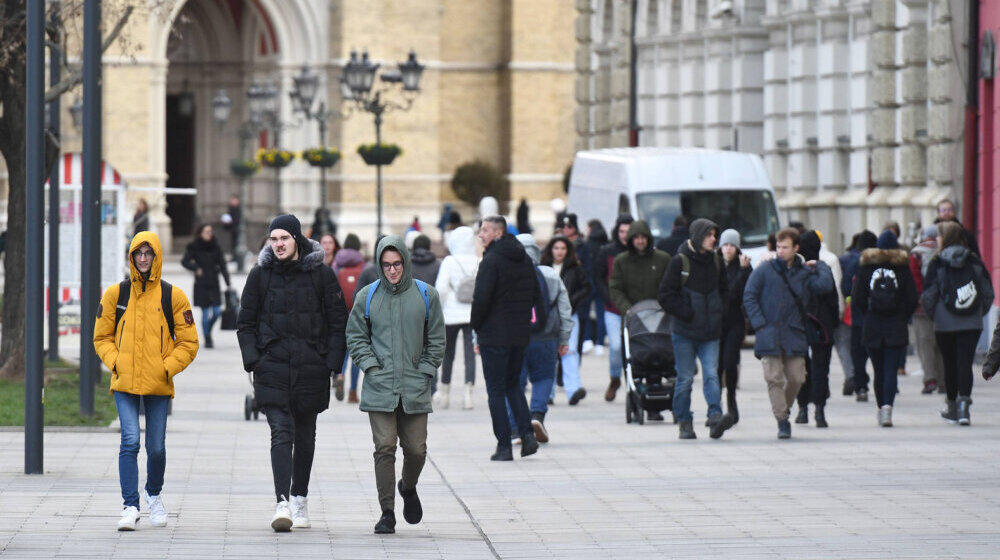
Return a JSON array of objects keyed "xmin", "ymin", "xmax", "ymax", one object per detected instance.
[
  {"xmin": 451, "ymin": 160, "xmax": 509, "ymax": 209},
  {"xmin": 357, "ymin": 143, "xmax": 402, "ymax": 166},
  {"xmin": 230, "ymin": 158, "xmax": 261, "ymax": 178},
  {"xmin": 257, "ymin": 148, "xmax": 295, "ymax": 168},
  {"xmin": 303, "ymin": 147, "xmax": 341, "ymax": 168}
]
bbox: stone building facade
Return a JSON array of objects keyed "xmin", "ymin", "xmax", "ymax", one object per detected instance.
[
  {"xmin": 1, "ymin": 0, "xmax": 577, "ymax": 251},
  {"xmin": 576, "ymin": 0, "xmax": 969, "ymax": 252}
]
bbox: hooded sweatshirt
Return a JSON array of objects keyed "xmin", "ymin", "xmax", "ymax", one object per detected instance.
[
  {"xmin": 594, "ymin": 215, "xmax": 635, "ymax": 314},
  {"xmin": 658, "ymin": 218, "xmax": 728, "ymax": 341},
  {"xmin": 921, "ymin": 245, "xmax": 995, "ymax": 332},
  {"xmin": 346, "ymin": 236, "xmax": 446, "ymax": 414},
  {"xmin": 609, "ymin": 220, "xmax": 672, "ymax": 315},
  {"xmin": 94, "ymin": 232, "xmax": 199, "ymax": 397},
  {"xmin": 517, "ymin": 234, "xmax": 574, "ymax": 346},
  {"xmin": 435, "ymin": 226, "xmax": 480, "ymax": 325},
  {"xmin": 410, "ymin": 246, "xmax": 441, "ymax": 285},
  {"xmin": 470, "ymin": 232, "xmax": 540, "ymax": 347}
]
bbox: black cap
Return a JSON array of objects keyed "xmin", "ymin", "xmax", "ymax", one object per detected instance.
[{"xmin": 561, "ymin": 213, "xmax": 578, "ymax": 230}]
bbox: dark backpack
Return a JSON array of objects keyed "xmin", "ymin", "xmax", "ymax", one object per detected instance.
[
  {"xmin": 529, "ymin": 266, "xmax": 557, "ymax": 335},
  {"xmin": 938, "ymin": 261, "xmax": 982, "ymax": 315},
  {"xmin": 114, "ymin": 280, "xmax": 175, "ymax": 341},
  {"xmin": 867, "ymin": 267, "xmax": 900, "ymax": 313}
]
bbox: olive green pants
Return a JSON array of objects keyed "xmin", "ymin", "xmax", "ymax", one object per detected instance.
[{"xmin": 368, "ymin": 405, "xmax": 428, "ymax": 512}]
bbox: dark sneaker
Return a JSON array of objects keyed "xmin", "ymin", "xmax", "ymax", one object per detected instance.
[
  {"xmin": 709, "ymin": 414, "xmax": 735, "ymax": 439},
  {"xmin": 795, "ymin": 406, "xmax": 809, "ymax": 424},
  {"xmin": 334, "ymin": 374, "xmax": 345, "ymax": 402},
  {"xmin": 777, "ymin": 419, "xmax": 792, "ymax": 439},
  {"xmin": 374, "ymin": 510, "xmax": 396, "ymax": 534},
  {"xmin": 520, "ymin": 432, "xmax": 539, "ymax": 457},
  {"xmin": 604, "ymin": 378, "xmax": 621, "ymax": 401},
  {"xmin": 678, "ymin": 420, "xmax": 696, "ymax": 440},
  {"xmin": 397, "ymin": 481, "xmax": 422, "ymax": 524},
  {"xmin": 842, "ymin": 378, "xmax": 855, "ymax": 396},
  {"xmin": 855, "ymin": 389, "xmax": 869, "ymax": 402},
  {"xmin": 957, "ymin": 397, "xmax": 971, "ymax": 426},
  {"xmin": 490, "ymin": 445, "xmax": 513, "ymax": 461},
  {"xmin": 814, "ymin": 405, "xmax": 828, "ymax": 428},
  {"xmin": 568, "ymin": 388, "xmax": 586, "ymax": 405},
  {"xmin": 647, "ymin": 410, "xmax": 664, "ymax": 422},
  {"xmin": 921, "ymin": 381, "xmax": 938, "ymax": 395}
]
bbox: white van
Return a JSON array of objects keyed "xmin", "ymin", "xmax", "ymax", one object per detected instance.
[{"xmin": 567, "ymin": 147, "xmax": 781, "ymax": 263}]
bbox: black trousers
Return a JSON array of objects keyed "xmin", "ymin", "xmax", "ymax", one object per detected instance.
[
  {"xmin": 851, "ymin": 324, "xmax": 870, "ymax": 391},
  {"xmin": 935, "ymin": 329, "xmax": 981, "ymax": 400},
  {"xmin": 717, "ymin": 324, "xmax": 744, "ymax": 409},
  {"xmin": 264, "ymin": 406, "xmax": 318, "ymax": 502},
  {"xmin": 441, "ymin": 324, "xmax": 475, "ymax": 385},
  {"xmin": 797, "ymin": 344, "xmax": 833, "ymax": 406}
]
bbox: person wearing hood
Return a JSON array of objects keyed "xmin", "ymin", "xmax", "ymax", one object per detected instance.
[
  {"xmin": 511, "ymin": 234, "xmax": 573, "ymax": 443},
  {"xmin": 310, "ymin": 207, "xmax": 336, "ymax": 241},
  {"xmin": 581, "ymin": 219, "xmax": 609, "ymax": 354},
  {"xmin": 516, "ymin": 198, "xmax": 532, "ymax": 234},
  {"xmin": 409, "ymin": 234, "xmax": 441, "ymax": 285},
  {"xmin": 716, "ymin": 229, "xmax": 752, "ymax": 424},
  {"xmin": 94, "ymin": 231, "xmax": 200, "ymax": 531},
  {"xmin": 843, "ymin": 229, "xmax": 879, "ymax": 401},
  {"xmin": 347, "ymin": 235, "xmax": 446, "ymax": 534},
  {"xmin": 909, "ymin": 225, "xmax": 946, "ymax": 394},
  {"xmin": 655, "ymin": 215, "xmax": 690, "ymax": 256},
  {"xmin": 540, "ymin": 235, "xmax": 590, "ymax": 405},
  {"xmin": 609, "ymin": 220, "xmax": 671, "ymax": 406},
  {"xmin": 334, "ymin": 233, "xmax": 376, "ymax": 403},
  {"xmin": 471, "ymin": 215, "xmax": 541, "ymax": 461},
  {"xmin": 594, "ymin": 215, "xmax": 634, "ymax": 398},
  {"xmin": 851, "ymin": 230, "xmax": 918, "ymax": 427},
  {"xmin": 922, "ymin": 221, "xmax": 994, "ymax": 426},
  {"xmin": 743, "ymin": 228, "xmax": 834, "ymax": 439},
  {"xmin": 793, "ymin": 231, "xmax": 844, "ymax": 428},
  {"xmin": 433, "ymin": 226, "xmax": 480, "ymax": 410},
  {"xmin": 181, "ymin": 223, "xmax": 232, "ymax": 349},
  {"xmin": 658, "ymin": 219, "xmax": 733, "ymax": 439},
  {"xmin": 237, "ymin": 214, "xmax": 349, "ymax": 532}
]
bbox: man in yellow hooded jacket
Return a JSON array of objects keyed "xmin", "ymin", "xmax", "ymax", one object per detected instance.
[{"xmin": 94, "ymin": 231, "xmax": 199, "ymax": 531}]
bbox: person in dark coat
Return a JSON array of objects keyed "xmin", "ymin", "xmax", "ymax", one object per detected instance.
[
  {"xmin": 541, "ymin": 235, "xmax": 591, "ymax": 404},
  {"xmin": 236, "ymin": 214, "xmax": 348, "ymax": 531},
  {"xmin": 581, "ymin": 219, "xmax": 609, "ymax": 353},
  {"xmin": 934, "ymin": 199, "xmax": 981, "ymax": 258},
  {"xmin": 225, "ymin": 194, "xmax": 242, "ymax": 262},
  {"xmin": 842, "ymin": 229, "xmax": 879, "ymax": 401},
  {"xmin": 593, "ymin": 214, "xmax": 634, "ymax": 396},
  {"xmin": 471, "ymin": 215, "xmax": 541, "ymax": 461},
  {"xmin": 132, "ymin": 199, "xmax": 150, "ymax": 238},
  {"xmin": 717, "ymin": 228, "xmax": 752, "ymax": 424},
  {"xmin": 516, "ymin": 198, "xmax": 532, "ymax": 235},
  {"xmin": 852, "ymin": 230, "xmax": 918, "ymax": 427},
  {"xmin": 655, "ymin": 215, "xmax": 689, "ymax": 256},
  {"xmin": 409, "ymin": 234, "xmax": 441, "ymax": 285},
  {"xmin": 794, "ymin": 230, "xmax": 841, "ymax": 427},
  {"xmin": 311, "ymin": 208, "xmax": 337, "ymax": 241},
  {"xmin": 181, "ymin": 223, "xmax": 232, "ymax": 349}
]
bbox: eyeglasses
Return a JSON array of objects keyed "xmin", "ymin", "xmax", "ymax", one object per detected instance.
[
  {"xmin": 133, "ymin": 250, "xmax": 155, "ymax": 259},
  {"xmin": 381, "ymin": 261, "xmax": 404, "ymax": 271}
]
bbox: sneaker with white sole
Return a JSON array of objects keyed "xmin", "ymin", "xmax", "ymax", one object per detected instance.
[
  {"xmin": 271, "ymin": 498, "xmax": 293, "ymax": 532},
  {"xmin": 594, "ymin": 344, "xmax": 605, "ymax": 356},
  {"xmin": 581, "ymin": 340, "xmax": 595, "ymax": 354},
  {"xmin": 143, "ymin": 490, "xmax": 167, "ymax": 527},
  {"xmin": 117, "ymin": 506, "xmax": 139, "ymax": 531},
  {"xmin": 290, "ymin": 495, "xmax": 310, "ymax": 528}
]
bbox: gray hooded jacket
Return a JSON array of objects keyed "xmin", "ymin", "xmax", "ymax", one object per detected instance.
[
  {"xmin": 921, "ymin": 245, "xmax": 994, "ymax": 332},
  {"xmin": 516, "ymin": 234, "xmax": 574, "ymax": 346}
]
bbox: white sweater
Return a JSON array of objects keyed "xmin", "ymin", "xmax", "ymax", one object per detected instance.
[{"xmin": 435, "ymin": 227, "xmax": 480, "ymax": 325}]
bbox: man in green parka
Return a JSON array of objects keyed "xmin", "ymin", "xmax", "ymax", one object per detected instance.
[{"xmin": 346, "ymin": 236, "xmax": 446, "ymax": 535}]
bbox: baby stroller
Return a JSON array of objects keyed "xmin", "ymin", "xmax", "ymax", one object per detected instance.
[
  {"xmin": 623, "ymin": 299, "xmax": 676, "ymax": 425},
  {"xmin": 244, "ymin": 373, "xmax": 260, "ymax": 421}
]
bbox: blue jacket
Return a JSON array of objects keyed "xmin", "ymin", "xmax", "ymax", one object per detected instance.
[{"xmin": 743, "ymin": 255, "xmax": 835, "ymax": 358}]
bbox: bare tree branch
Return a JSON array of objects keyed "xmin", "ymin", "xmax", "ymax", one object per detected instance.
[{"xmin": 44, "ymin": 5, "xmax": 133, "ymax": 103}]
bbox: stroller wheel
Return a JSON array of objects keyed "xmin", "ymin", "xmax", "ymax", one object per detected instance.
[
  {"xmin": 635, "ymin": 394, "xmax": 645, "ymax": 426},
  {"xmin": 244, "ymin": 395, "xmax": 252, "ymax": 421},
  {"xmin": 626, "ymin": 394, "xmax": 634, "ymax": 424},
  {"xmin": 253, "ymin": 409, "xmax": 260, "ymax": 420}
]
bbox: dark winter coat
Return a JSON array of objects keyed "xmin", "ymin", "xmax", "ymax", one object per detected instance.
[
  {"xmin": 722, "ymin": 252, "xmax": 752, "ymax": 331},
  {"xmin": 470, "ymin": 233, "xmax": 540, "ymax": 347},
  {"xmin": 609, "ymin": 221, "xmax": 671, "ymax": 316},
  {"xmin": 181, "ymin": 237, "xmax": 231, "ymax": 307},
  {"xmin": 236, "ymin": 239, "xmax": 349, "ymax": 415},
  {"xmin": 743, "ymin": 255, "xmax": 835, "ymax": 358},
  {"xmin": 851, "ymin": 249, "xmax": 919, "ymax": 348},
  {"xmin": 594, "ymin": 216, "xmax": 633, "ymax": 314},
  {"xmin": 655, "ymin": 225, "xmax": 689, "ymax": 256},
  {"xmin": 922, "ymin": 245, "xmax": 994, "ymax": 332},
  {"xmin": 657, "ymin": 219, "xmax": 727, "ymax": 341},
  {"xmin": 559, "ymin": 261, "xmax": 592, "ymax": 314},
  {"xmin": 409, "ymin": 247, "xmax": 441, "ymax": 286},
  {"xmin": 355, "ymin": 262, "xmax": 381, "ymax": 300}
]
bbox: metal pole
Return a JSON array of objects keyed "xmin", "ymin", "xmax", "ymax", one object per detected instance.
[
  {"xmin": 236, "ymin": 132, "xmax": 249, "ymax": 271},
  {"xmin": 319, "ymin": 107, "xmax": 327, "ymax": 211},
  {"xmin": 375, "ymin": 113, "xmax": 383, "ymax": 236},
  {"xmin": 25, "ymin": 0, "xmax": 46, "ymax": 475},
  {"xmin": 80, "ymin": 0, "xmax": 102, "ymax": 416},
  {"xmin": 274, "ymin": 125, "xmax": 282, "ymax": 214},
  {"xmin": 48, "ymin": 2, "xmax": 61, "ymax": 362}
]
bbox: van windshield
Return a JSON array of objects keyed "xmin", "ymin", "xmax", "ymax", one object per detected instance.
[{"xmin": 636, "ymin": 190, "xmax": 780, "ymax": 247}]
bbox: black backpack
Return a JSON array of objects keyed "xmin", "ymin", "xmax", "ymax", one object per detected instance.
[
  {"xmin": 114, "ymin": 280, "xmax": 175, "ymax": 341},
  {"xmin": 867, "ymin": 267, "xmax": 900, "ymax": 313},
  {"xmin": 938, "ymin": 261, "xmax": 981, "ymax": 315},
  {"xmin": 529, "ymin": 266, "xmax": 557, "ymax": 335}
]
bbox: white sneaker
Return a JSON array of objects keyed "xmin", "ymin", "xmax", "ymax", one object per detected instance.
[
  {"xmin": 433, "ymin": 384, "xmax": 450, "ymax": 409},
  {"xmin": 581, "ymin": 340, "xmax": 595, "ymax": 354},
  {"xmin": 463, "ymin": 383, "xmax": 474, "ymax": 410},
  {"xmin": 290, "ymin": 495, "xmax": 310, "ymax": 528},
  {"xmin": 117, "ymin": 506, "xmax": 139, "ymax": 531},
  {"xmin": 878, "ymin": 405, "xmax": 893, "ymax": 427},
  {"xmin": 594, "ymin": 344, "xmax": 605, "ymax": 356},
  {"xmin": 271, "ymin": 498, "xmax": 293, "ymax": 532},
  {"xmin": 143, "ymin": 490, "xmax": 167, "ymax": 527}
]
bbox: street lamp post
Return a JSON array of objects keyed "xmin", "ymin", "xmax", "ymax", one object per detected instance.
[
  {"xmin": 341, "ymin": 49, "xmax": 424, "ymax": 236},
  {"xmin": 290, "ymin": 65, "xmax": 338, "ymax": 213}
]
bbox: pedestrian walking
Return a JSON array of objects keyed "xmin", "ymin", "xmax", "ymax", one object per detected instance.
[
  {"xmin": 608, "ymin": 220, "xmax": 671, "ymax": 408},
  {"xmin": 181, "ymin": 223, "xmax": 232, "ymax": 349},
  {"xmin": 236, "ymin": 214, "xmax": 348, "ymax": 532},
  {"xmin": 311, "ymin": 208, "xmax": 337, "ymax": 240},
  {"xmin": 851, "ymin": 230, "xmax": 918, "ymax": 427},
  {"xmin": 658, "ymin": 218, "xmax": 734, "ymax": 439},
  {"xmin": 793, "ymin": 231, "xmax": 843, "ymax": 427},
  {"xmin": 982, "ymin": 317, "xmax": 1000, "ymax": 382},
  {"xmin": 655, "ymin": 215, "xmax": 689, "ymax": 256},
  {"xmin": 922, "ymin": 220, "xmax": 994, "ymax": 426},
  {"xmin": 470, "ymin": 215, "xmax": 541, "ymax": 461},
  {"xmin": 833, "ymin": 233, "xmax": 861, "ymax": 396},
  {"xmin": 934, "ymin": 199, "xmax": 980, "ymax": 257},
  {"xmin": 559, "ymin": 214, "xmax": 595, "ymax": 354},
  {"xmin": 433, "ymin": 226, "xmax": 480, "ymax": 409},
  {"xmin": 346, "ymin": 236, "xmax": 445, "ymax": 534},
  {"xmin": 717, "ymin": 228, "xmax": 752, "ymax": 424},
  {"xmin": 593, "ymin": 215, "xmax": 634, "ymax": 399},
  {"xmin": 844, "ymin": 230, "xmax": 879, "ymax": 401},
  {"xmin": 513, "ymin": 234, "xmax": 573, "ymax": 443},
  {"xmin": 225, "ymin": 194, "xmax": 242, "ymax": 261},
  {"xmin": 581, "ymin": 219, "xmax": 609, "ymax": 354},
  {"xmin": 410, "ymin": 234, "xmax": 441, "ymax": 285},
  {"xmin": 320, "ymin": 233, "xmax": 339, "ymax": 268},
  {"xmin": 94, "ymin": 231, "xmax": 200, "ymax": 531},
  {"xmin": 516, "ymin": 198, "xmax": 533, "ymax": 235},
  {"xmin": 540, "ymin": 235, "xmax": 590, "ymax": 405},
  {"xmin": 909, "ymin": 225, "xmax": 946, "ymax": 394},
  {"xmin": 743, "ymin": 227, "xmax": 834, "ymax": 439},
  {"xmin": 334, "ymin": 233, "xmax": 375, "ymax": 403}
]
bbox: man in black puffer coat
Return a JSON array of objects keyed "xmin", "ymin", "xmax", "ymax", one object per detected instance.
[
  {"xmin": 237, "ymin": 214, "xmax": 348, "ymax": 532},
  {"xmin": 471, "ymin": 215, "xmax": 541, "ymax": 462}
]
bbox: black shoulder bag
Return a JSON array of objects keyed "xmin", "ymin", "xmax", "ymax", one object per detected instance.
[{"xmin": 778, "ymin": 267, "xmax": 829, "ymax": 346}]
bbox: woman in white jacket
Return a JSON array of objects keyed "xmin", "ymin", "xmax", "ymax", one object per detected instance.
[{"xmin": 433, "ymin": 226, "xmax": 480, "ymax": 409}]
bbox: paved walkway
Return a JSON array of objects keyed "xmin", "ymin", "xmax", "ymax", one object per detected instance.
[{"xmin": 2, "ymin": 261, "xmax": 999, "ymax": 559}]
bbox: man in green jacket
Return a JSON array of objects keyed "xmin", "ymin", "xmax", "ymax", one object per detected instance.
[
  {"xmin": 607, "ymin": 220, "xmax": 672, "ymax": 405},
  {"xmin": 346, "ymin": 236, "xmax": 446, "ymax": 535}
]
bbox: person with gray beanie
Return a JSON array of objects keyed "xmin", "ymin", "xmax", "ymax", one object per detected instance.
[
  {"xmin": 909, "ymin": 224, "xmax": 945, "ymax": 394},
  {"xmin": 717, "ymin": 229, "xmax": 752, "ymax": 424}
]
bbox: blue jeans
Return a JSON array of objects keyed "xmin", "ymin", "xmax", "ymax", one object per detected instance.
[
  {"xmin": 604, "ymin": 311, "xmax": 623, "ymax": 379},
  {"xmin": 114, "ymin": 391, "xmax": 170, "ymax": 508},
  {"xmin": 671, "ymin": 333, "xmax": 722, "ymax": 422},
  {"xmin": 509, "ymin": 339, "xmax": 558, "ymax": 432},
  {"xmin": 584, "ymin": 293, "xmax": 607, "ymax": 345},
  {"xmin": 559, "ymin": 317, "xmax": 582, "ymax": 396},
  {"xmin": 341, "ymin": 355, "xmax": 362, "ymax": 391},
  {"xmin": 480, "ymin": 345, "xmax": 531, "ymax": 447},
  {"xmin": 200, "ymin": 305, "xmax": 221, "ymax": 337}
]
